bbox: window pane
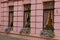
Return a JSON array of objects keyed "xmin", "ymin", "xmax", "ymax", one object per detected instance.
[
  {"xmin": 9, "ymin": 6, "xmax": 14, "ymax": 12},
  {"xmin": 43, "ymin": 10, "xmax": 54, "ymax": 28},
  {"xmin": 43, "ymin": 1, "xmax": 54, "ymax": 9},
  {"xmin": 24, "ymin": 4, "xmax": 31, "ymax": 11},
  {"xmin": 24, "ymin": 11, "xmax": 30, "ymax": 28}
]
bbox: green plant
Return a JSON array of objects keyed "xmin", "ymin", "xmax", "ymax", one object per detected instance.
[
  {"xmin": 20, "ymin": 27, "xmax": 30, "ymax": 34},
  {"xmin": 44, "ymin": 25, "xmax": 55, "ymax": 38}
]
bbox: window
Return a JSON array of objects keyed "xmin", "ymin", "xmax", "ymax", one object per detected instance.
[
  {"xmin": 24, "ymin": 4, "xmax": 31, "ymax": 28},
  {"xmin": 8, "ymin": 6, "xmax": 14, "ymax": 32},
  {"xmin": 43, "ymin": 1, "xmax": 54, "ymax": 32},
  {"xmin": 20, "ymin": 4, "xmax": 31, "ymax": 34}
]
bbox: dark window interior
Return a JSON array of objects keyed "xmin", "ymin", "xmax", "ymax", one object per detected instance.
[
  {"xmin": 8, "ymin": 6, "xmax": 14, "ymax": 31},
  {"xmin": 24, "ymin": 4, "xmax": 31, "ymax": 28}
]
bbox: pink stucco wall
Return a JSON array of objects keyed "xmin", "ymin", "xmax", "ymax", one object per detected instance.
[
  {"xmin": 0, "ymin": 0, "xmax": 1, "ymax": 24},
  {"xmin": 0, "ymin": 0, "xmax": 60, "ymax": 39}
]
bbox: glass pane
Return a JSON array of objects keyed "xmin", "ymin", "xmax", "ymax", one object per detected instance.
[
  {"xmin": 24, "ymin": 4, "xmax": 31, "ymax": 11},
  {"xmin": 24, "ymin": 11, "xmax": 30, "ymax": 28},
  {"xmin": 9, "ymin": 12, "xmax": 13, "ymax": 27},
  {"xmin": 43, "ymin": 1, "xmax": 54, "ymax": 9},
  {"xmin": 43, "ymin": 10, "xmax": 54, "ymax": 29},
  {"xmin": 9, "ymin": 6, "xmax": 14, "ymax": 12}
]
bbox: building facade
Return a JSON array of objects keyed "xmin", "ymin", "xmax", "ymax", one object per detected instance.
[{"xmin": 0, "ymin": 0, "xmax": 60, "ymax": 39}]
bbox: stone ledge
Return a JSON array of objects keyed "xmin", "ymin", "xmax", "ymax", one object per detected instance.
[{"xmin": 0, "ymin": 32, "xmax": 59, "ymax": 40}]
